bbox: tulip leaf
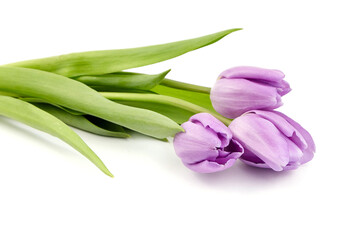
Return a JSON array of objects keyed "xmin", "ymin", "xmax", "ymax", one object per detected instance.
[
  {"xmin": 160, "ymin": 78, "xmax": 211, "ymax": 94},
  {"xmin": 20, "ymin": 97, "xmax": 84, "ymax": 115},
  {"xmin": 114, "ymin": 100, "xmax": 194, "ymax": 124},
  {"xmin": 0, "ymin": 66, "xmax": 183, "ymax": 139},
  {"xmin": 0, "ymin": 95, "xmax": 113, "ymax": 177},
  {"xmin": 74, "ymin": 70, "xmax": 170, "ymax": 91},
  {"xmin": 151, "ymin": 84, "xmax": 215, "ymax": 111},
  {"xmin": 34, "ymin": 103, "xmax": 130, "ymax": 138},
  {"xmin": 6, "ymin": 29, "xmax": 241, "ymax": 77},
  {"xmin": 101, "ymin": 92, "xmax": 231, "ymax": 125}
]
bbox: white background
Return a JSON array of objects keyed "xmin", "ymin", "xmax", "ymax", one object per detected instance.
[{"xmin": 0, "ymin": 0, "xmax": 359, "ymax": 239}]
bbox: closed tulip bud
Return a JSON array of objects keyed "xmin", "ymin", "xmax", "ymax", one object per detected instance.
[
  {"xmin": 210, "ymin": 66, "xmax": 291, "ymax": 118},
  {"xmin": 229, "ymin": 110, "xmax": 315, "ymax": 171},
  {"xmin": 173, "ymin": 113, "xmax": 244, "ymax": 173}
]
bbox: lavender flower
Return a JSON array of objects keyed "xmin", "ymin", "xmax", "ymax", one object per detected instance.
[
  {"xmin": 229, "ymin": 110, "xmax": 315, "ymax": 171},
  {"xmin": 210, "ymin": 66, "xmax": 291, "ymax": 118},
  {"xmin": 173, "ymin": 113, "xmax": 243, "ymax": 173}
]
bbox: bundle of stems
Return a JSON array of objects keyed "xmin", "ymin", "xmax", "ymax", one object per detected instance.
[{"xmin": 0, "ymin": 29, "xmax": 240, "ymax": 176}]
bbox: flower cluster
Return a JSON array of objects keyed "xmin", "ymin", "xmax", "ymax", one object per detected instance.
[{"xmin": 174, "ymin": 66, "xmax": 315, "ymax": 172}]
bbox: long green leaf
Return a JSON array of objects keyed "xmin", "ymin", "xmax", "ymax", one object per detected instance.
[
  {"xmin": 151, "ymin": 84, "xmax": 215, "ymax": 111},
  {"xmin": 0, "ymin": 66, "xmax": 183, "ymax": 139},
  {"xmin": 74, "ymin": 70, "xmax": 170, "ymax": 90},
  {"xmin": 113, "ymin": 100, "xmax": 194, "ymax": 124},
  {"xmin": 0, "ymin": 95, "xmax": 113, "ymax": 177},
  {"xmin": 6, "ymin": 29, "xmax": 241, "ymax": 77},
  {"xmin": 101, "ymin": 92, "xmax": 231, "ymax": 125},
  {"xmin": 35, "ymin": 103, "xmax": 130, "ymax": 138}
]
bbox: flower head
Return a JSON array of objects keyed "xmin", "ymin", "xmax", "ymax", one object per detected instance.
[
  {"xmin": 210, "ymin": 66, "xmax": 291, "ymax": 118},
  {"xmin": 229, "ymin": 110, "xmax": 315, "ymax": 171},
  {"xmin": 173, "ymin": 113, "xmax": 243, "ymax": 173}
]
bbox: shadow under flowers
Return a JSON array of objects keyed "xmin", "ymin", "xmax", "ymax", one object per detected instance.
[{"xmin": 194, "ymin": 161, "xmax": 298, "ymax": 192}]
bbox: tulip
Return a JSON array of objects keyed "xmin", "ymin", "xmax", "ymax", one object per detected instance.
[
  {"xmin": 210, "ymin": 66, "xmax": 291, "ymax": 118},
  {"xmin": 229, "ymin": 110, "xmax": 315, "ymax": 171},
  {"xmin": 173, "ymin": 113, "xmax": 244, "ymax": 173}
]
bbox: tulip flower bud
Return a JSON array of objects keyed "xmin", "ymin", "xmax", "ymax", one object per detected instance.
[
  {"xmin": 173, "ymin": 113, "xmax": 243, "ymax": 173},
  {"xmin": 210, "ymin": 66, "xmax": 291, "ymax": 118},
  {"xmin": 229, "ymin": 110, "xmax": 315, "ymax": 171}
]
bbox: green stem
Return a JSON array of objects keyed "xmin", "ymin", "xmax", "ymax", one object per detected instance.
[
  {"xmin": 101, "ymin": 92, "xmax": 231, "ymax": 126},
  {"xmin": 161, "ymin": 79, "xmax": 211, "ymax": 94}
]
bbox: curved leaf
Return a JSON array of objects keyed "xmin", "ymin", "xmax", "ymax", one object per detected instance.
[
  {"xmin": 75, "ymin": 70, "xmax": 170, "ymax": 90},
  {"xmin": 35, "ymin": 103, "xmax": 130, "ymax": 138},
  {"xmin": 6, "ymin": 29, "xmax": 241, "ymax": 77},
  {"xmin": 0, "ymin": 66, "xmax": 183, "ymax": 139},
  {"xmin": 0, "ymin": 95, "xmax": 113, "ymax": 177}
]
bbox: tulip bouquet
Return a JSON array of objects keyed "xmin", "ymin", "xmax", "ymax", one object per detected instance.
[
  {"xmin": 174, "ymin": 66, "xmax": 315, "ymax": 173},
  {"xmin": 0, "ymin": 28, "xmax": 315, "ymax": 177}
]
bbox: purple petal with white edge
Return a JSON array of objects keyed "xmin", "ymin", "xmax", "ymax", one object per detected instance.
[
  {"xmin": 286, "ymin": 138, "xmax": 303, "ymax": 164},
  {"xmin": 242, "ymin": 139, "xmax": 303, "ymax": 171},
  {"xmin": 219, "ymin": 66, "xmax": 291, "ymax": 95},
  {"xmin": 219, "ymin": 66, "xmax": 285, "ymax": 84},
  {"xmin": 249, "ymin": 110, "xmax": 308, "ymax": 150},
  {"xmin": 174, "ymin": 121, "xmax": 220, "ymax": 164},
  {"xmin": 229, "ymin": 113, "xmax": 290, "ymax": 171},
  {"xmin": 185, "ymin": 158, "xmax": 236, "ymax": 173},
  {"xmin": 211, "ymin": 78, "xmax": 283, "ymax": 118},
  {"xmin": 273, "ymin": 111, "xmax": 315, "ymax": 165},
  {"xmin": 275, "ymin": 111, "xmax": 316, "ymax": 153},
  {"xmin": 189, "ymin": 113, "xmax": 232, "ymax": 147}
]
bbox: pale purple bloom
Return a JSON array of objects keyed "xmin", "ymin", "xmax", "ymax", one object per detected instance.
[
  {"xmin": 173, "ymin": 113, "xmax": 243, "ymax": 173},
  {"xmin": 210, "ymin": 66, "xmax": 291, "ymax": 118},
  {"xmin": 229, "ymin": 110, "xmax": 315, "ymax": 171}
]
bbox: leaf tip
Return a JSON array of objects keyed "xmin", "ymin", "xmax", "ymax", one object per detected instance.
[
  {"xmin": 226, "ymin": 28, "xmax": 243, "ymax": 34},
  {"xmin": 106, "ymin": 171, "xmax": 115, "ymax": 178}
]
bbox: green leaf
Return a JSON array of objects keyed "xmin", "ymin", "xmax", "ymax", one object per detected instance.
[
  {"xmin": 101, "ymin": 92, "xmax": 231, "ymax": 125},
  {"xmin": 35, "ymin": 103, "xmax": 130, "ymax": 138},
  {"xmin": 151, "ymin": 84, "xmax": 215, "ymax": 111},
  {"xmin": 0, "ymin": 95, "xmax": 113, "ymax": 177},
  {"xmin": 115, "ymin": 100, "xmax": 194, "ymax": 124},
  {"xmin": 0, "ymin": 66, "xmax": 183, "ymax": 139},
  {"xmin": 6, "ymin": 29, "xmax": 241, "ymax": 77},
  {"xmin": 160, "ymin": 78, "xmax": 211, "ymax": 94},
  {"xmin": 74, "ymin": 70, "xmax": 170, "ymax": 91},
  {"xmin": 19, "ymin": 97, "xmax": 84, "ymax": 115}
]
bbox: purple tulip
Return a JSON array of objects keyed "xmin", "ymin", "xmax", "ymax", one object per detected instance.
[
  {"xmin": 229, "ymin": 110, "xmax": 315, "ymax": 171},
  {"xmin": 210, "ymin": 66, "xmax": 291, "ymax": 118},
  {"xmin": 173, "ymin": 113, "xmax": 244, "ymax": 173}
]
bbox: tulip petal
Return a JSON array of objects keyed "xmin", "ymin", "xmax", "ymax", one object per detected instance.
[
  {"xmin": 241, "ymin": 159, "xmax": 269, "ymax": 169},
  {"xmin": 219, "ymin": 66, "xmax": 285, "ymax": 84},
  {"xmin": 249, "ymin": 110, "xmax": 308, "ymax": 150},
  {"xmin": 224, "ymin": 139, "xmax": 244, "ymax": 154},
  {"xmin": 190, "ymin": 112, "xmax": 232, "ymax": 147},
  {"xmin": 275, "ymin": 111, "xmax": 316, "ymax": 153},
  {"xmin": 211, "ymin": 78, "xmax": 283, "ymax": 118},
  {"xmin": 173, "ymin": 113, "xmax": 244, "ymax": 173},
  {"xmin": 242, "ymin": 139, "xmax": 303, "ymax": 171},
  {"xmin": 272, "ymin": 111, "xmax": 315, "ymax": 164},
  {"xmin": 186, "ymin": 158, "xmax": 236, "ymax": 173},
  {"xmin": 277, "ymin": 80, "xmax": 291, "ymax": 96},
  {"xmin": 219, "ymin": 66, "xmax": 291, "ymax": 95},
  {"xmin": 229, "ymin": 113, "xmax": 290, "ymax": 171},
  {"xmin": 174, "ymin": 121, "xmax": 220, "ymax": 164},
  {"xmin": 286, "ymin": 138, "xmax": 303, "ymax": 164}
]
